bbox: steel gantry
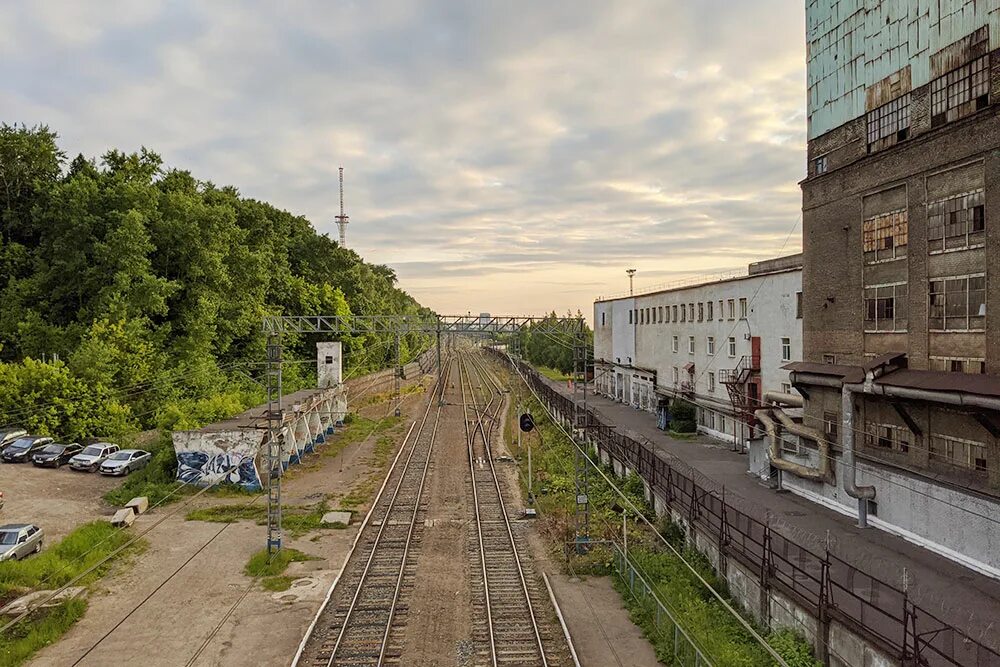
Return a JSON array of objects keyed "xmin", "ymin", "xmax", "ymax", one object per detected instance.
[{"xmin": 261, "ymin": 313, "xmax": 592, "ymax": 554}]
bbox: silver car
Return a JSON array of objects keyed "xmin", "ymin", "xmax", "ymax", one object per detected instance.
[
  {"xmin": 0, "ymin": 523, "xmax": 43, "ymax": 561},
  {"xmin": 0, "ymin": 428, "xmax": 27, "ymax": 448},
  {"xmin": 69, "ymin": 443, "xmax": 121, "ymax": 472},
  {"xmin": 99, "ymin": 449, "xmax": 152, "ymax": 476}
]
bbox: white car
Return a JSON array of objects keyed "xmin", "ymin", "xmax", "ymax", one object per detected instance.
[
  {"xmin": 69, "ymin": 443, "xmax": 121, "ymax": 472},
  {"xmin": 99, "ymin": 449, "xmax": 152, "ymax": 476},
  {"xmin": 0, "ymin": 524, "xmax": 43, "ymax": 561}
]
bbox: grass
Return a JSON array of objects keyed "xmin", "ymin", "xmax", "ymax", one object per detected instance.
[
  {"xmin": 185, "ymin": 501, "xmax": 350, "ymax": 538},
  {"xmin": 0, "ymin": 521, "xmax": 145, "ymax": 601},
  {"xmin": 0, "ymin": 522, "xmax": 147, "ymax": 667},
  {"xmin": 103, "ymin": 431, "xmax": 184, "ymax": 507},
  {"xmin": 244, "ymin": 548, "xmax": 320, "ymax": 593},
  {"xmin": 502, "ymin": 365, "xmax": 822, "ymax": 667},
  {"xmin": 0, "ymin": 598, "xmax": 88, "ymax": 667},
  {"xmin": 536, "ymin": 366, "xmax": 571, "ymax": 382}
]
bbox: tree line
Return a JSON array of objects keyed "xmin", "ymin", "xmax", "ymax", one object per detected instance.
[{"xmin": 0, "ymin": 124, "xmax": 433, "ymax": 441}]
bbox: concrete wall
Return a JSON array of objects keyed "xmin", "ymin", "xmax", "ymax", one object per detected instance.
[
  {"xmin": 174, "ymin": 429, "xmax": 264, "ymax": 489},
  {"xmin": 752, "ymin": 433, "xmax": 1000, "ymax": 580},
  {"xmin": 317, "ymin": 341, "xmax": 343, "ymax": 388}
]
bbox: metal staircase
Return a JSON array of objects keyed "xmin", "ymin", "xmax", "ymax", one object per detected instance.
[{"xmin": 720, "ymin": 354, "xmax": 759, "ymax": 424}]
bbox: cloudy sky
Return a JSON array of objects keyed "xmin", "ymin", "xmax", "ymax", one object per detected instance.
[{"xmin": 2, "ymin": 0, "xmax": 807, "ymax": 317}]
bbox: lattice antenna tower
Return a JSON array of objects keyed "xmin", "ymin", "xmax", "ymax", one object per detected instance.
[{"xmin": 335, "ymin": 166, "xmax": 349, "ymax": 248}]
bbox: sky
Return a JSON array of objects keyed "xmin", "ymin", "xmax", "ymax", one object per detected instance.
[{"xmin": 1, "ymin": 0, "xmax": 807, "ymax": 318}]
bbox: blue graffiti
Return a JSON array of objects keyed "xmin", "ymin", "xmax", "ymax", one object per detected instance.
[{"xmin": 177, "ymin": 451, "xmax": 260, "ymax": 489}]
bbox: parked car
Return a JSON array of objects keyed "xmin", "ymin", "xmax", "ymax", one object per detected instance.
[
  {"xmin": 99, "ymin": 449, "xmax": 152, "ymax": 476},
  {"xmin": 1, "ymin": 436, "xmax": 54, "ymax": 463},
  {"xmin": 0, "ymin": 428, "xmax": 27, "ymax": 448},
  {"xmin": 0, "ymin": 524, "xmax": 43, "ymax": 561},
  {"xmin": 69, "ymin": 442, "xmax": 121, "ymax": 472},
  {"xmin": 32, "ymin": 443, "xmax": 84, "ymax": 468}
]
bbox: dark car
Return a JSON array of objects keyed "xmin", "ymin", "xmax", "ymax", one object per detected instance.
[
  {"xmin": 1, "ymin": 436, "xmax": 54, "ymax": 463},
  {"xmin": 32, "ymin": 443, "xmax": 84, "ymax": 468},
  {"xmin": 0, "ymin": 428, "xmax": 27, "ymax": 448}
]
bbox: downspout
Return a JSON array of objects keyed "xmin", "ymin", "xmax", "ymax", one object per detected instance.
[{"xmin": 841, "ymin": 365, "xmax": 884, "ymax": 528}]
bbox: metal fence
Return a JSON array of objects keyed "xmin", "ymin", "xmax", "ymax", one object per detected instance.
[
  {"xmin": 512, "ymin": 358, "xmax": 1000, "ymax": 667},
  {"xmin": 611, "ymin": 540, "xmax": 713, "ymax": 666}
]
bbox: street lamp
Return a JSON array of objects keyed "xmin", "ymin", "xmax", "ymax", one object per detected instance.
[{"xmin": 626, "ymin": 268, "xmax": 636, "ymax": 296}]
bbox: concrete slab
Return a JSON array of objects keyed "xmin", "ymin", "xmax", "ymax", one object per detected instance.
[
  {"xmin": 1, "ymin": 587, "xmax": 86, "ymax": 616},
  {"xmin": 124, "ymin": 496, "xmax": 149, "ymax": 515},
  {"xmin": 110, "ymin": 508, "xmax": 136, "ymax": 527},
  {"xmin": 321, "ymin": 511, "xmax": 352, "ymax": 526}
]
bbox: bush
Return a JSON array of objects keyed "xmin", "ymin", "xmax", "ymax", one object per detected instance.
[{"xmin": 670, "ymin": 399, "xmax": 697, "ymax": 433}]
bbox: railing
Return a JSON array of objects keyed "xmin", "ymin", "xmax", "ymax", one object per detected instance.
[
  {"xmin": 610, "ymin": 541, "xmax": 713, "ymax": 666},
  {"xmin": 503, "ymin": 353, "xmax": 1000, "ymax": 667},
  {"xmin": 720, "ymin": 355, "xmax": 759, "ymax": 386}
]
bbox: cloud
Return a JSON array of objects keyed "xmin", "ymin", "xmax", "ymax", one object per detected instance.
[{"xmin": 1, "ymin": 0, "xmax": 807, "ymax": 316}]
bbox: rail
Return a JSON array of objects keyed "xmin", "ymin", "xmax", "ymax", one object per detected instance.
[
  {"xmin": 500, "ymin": 352, "xmax": 1000, "ymax": 667},
  {"xmin": 461, "ymin": 351, "xmax": 549, "ymax": 666}
]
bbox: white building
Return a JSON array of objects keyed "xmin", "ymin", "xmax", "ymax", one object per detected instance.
[{"xmin": 594, "ymin": 255, "xmax": 803, "ymax": 444}]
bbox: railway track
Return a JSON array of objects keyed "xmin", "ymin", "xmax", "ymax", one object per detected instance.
[
  {"xmin": 460, "ymin": 351, "xmax": 566, "ymax": 667},
  {"xmin": 294, "ymin": 359, "xmax": 449, "ymax": 667}
]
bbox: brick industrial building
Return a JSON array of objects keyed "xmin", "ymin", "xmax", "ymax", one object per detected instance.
[{"xmin": 762, "ymin": 1, "xmax": 1000, "ymax": 579}]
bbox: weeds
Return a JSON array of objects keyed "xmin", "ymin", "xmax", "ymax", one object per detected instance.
[
  {"xmin": 0, "ymin": 598, "xmax": 88, "ymax": 667},
  {"xmin": 244, "ymin": 548, "xmax": 320, "ymax": 592}
]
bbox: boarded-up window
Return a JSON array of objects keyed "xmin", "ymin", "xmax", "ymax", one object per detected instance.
[{"xmin": 862, "ymin": 209, "xmax": 908, "ymax": 262}]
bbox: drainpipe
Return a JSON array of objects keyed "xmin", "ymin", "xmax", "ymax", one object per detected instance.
[{"xmin": 841, "ymin": 382, "xmax": 875, "ymax": 527}]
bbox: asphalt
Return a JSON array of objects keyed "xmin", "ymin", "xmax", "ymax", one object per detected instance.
[{"xmin": 544, "ymin": 378, "xmax": 1000, "ymax": 653}]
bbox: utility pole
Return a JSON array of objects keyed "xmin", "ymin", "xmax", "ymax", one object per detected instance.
[{"xmin": 335, "ymin": 167, "xmax": 349, "ymax": 248}]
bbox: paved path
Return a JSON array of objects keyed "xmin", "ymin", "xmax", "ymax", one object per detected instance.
[
  {"xmin": 547, "ymin": 574, "xmax": 661, "ymax": 667},
  {"xmin": 546, "ymin": 379, "xmax": 1000, "ymax": 653}
]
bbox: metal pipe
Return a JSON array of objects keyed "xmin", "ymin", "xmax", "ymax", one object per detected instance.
[
  {"xmin": 841, "ymin": 383, "xmax": 875, "ymax": 528},
  {"xmin": 755, "ymin": 408, "xmax": 831, "ymax": 482},
  {"xmin": 762, "ymin": 391, "xmax": 803, "ymax": 408}
]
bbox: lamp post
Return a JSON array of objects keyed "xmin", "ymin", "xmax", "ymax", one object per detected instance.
[{"xmin": 626, "ymin": 268, "xmax": 636, "ymax": 296}]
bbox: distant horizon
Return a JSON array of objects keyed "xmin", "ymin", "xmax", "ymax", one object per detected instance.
[{"xmin": 2, "ymin": 1, "xmax": 806, "ymax": 317}]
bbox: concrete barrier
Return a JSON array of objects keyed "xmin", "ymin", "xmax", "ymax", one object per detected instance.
[{"xmin": 125, "ymin": 496, "xmax": 149, "ymax": 515}]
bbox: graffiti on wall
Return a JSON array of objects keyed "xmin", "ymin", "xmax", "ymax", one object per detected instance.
[{"xmin": 172, "ymin": 430, "xmax": 263, "ymax": 490}]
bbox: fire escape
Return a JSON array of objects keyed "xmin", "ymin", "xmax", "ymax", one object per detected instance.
[{"xmin": 720, "ymin": 353, "xmax": 760, "ymax": 425}]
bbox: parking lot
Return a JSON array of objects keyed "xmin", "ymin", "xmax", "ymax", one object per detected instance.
[{"xmin": 0, "ymin": 463, "xmax": 122, "ymax": 542}]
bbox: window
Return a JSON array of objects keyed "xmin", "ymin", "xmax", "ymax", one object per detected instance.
[
  {"xmin": 814, "ymin": 155, "xmax": 828, "ymax": 175},
  {"xmin": 707, "ymin": 301, "xmax": 713, "ymax": 320},
  {"xmin": 928, "ymin": 190, "xmax": 985, "ymax": 253},
  {"xmin": 930, "ymin": 434, "xmax": 987, "ymax": 473},
  {"xmin": 728, "ymin": 336, "xmax": 737, "ymax": 357},
  {"xmin": 781, "ymin": 382, "xmax": 792, "ymax": 394},
  {"xmin": 727, "ymin": 299, "xmax": 735, "ymax": 320},
  {"xmin": 930, "ymin": 357, "xmax": 986, "ymax": 374},
  {"xmin": 688, "ymin": 336, "xmax": 695, "ymax": 354},
  {"xmin": 823, "ymin": 412, "xmax": 839, "ymax": 441},
  {"xmin": 929, "ymin": 275, "xmax": 986, "ymax": 331},
  {"xmin": 864, "ymin": 282, "xmax": 908, "ymax": 332},
  {"xmin": 689, "ymin": 303, "xmax": 695, "ymax": 322},
  {"xmin": 781, "ymin": 337, "xmax": 791, "ymax": 361},
  {"xmin": 931, "ymin": 55, "xmax": 989, "ymax": 127},
  {"xmin": 628, "ymin": 310, "xmax": 633, "ymax": 324},
  {"xmin": 865, "ymin": 423, "xmax": 911, "ymax": 454},
  {"xmin": 601, "ymin": 312, "xmax": 606, "ymax": 327},
  {"xmin": 718, "ymin": 300, "xmax": 724, "ymax": 319},
  {"xmin": 698, "ymin": 303, "xmax": 704, "ymax": 321},
  {"xmin": 708, "ymin": 372, "xmax": 716, "ymax": 392},
  {"xmin": 646, "ymin": 307, "xmax": 651, "ymax": 324},
  {"xmin": 739, "ymin": 298, "xmax": 748, "ymax": 319},
  {"xmin": 672, "ymin": 336, "xmax": 679, "ymax": 353},
  {"xmin": 823, "ymin": 354, "xmax": 836, "ymax": 364},
  {"xmin": 862, "ymin": 209, "xmax": 908, "ymax": 263},
  {"xmin": 681, "ymin": 304, "xmax": 687, "ymax": 322},
  {"xmin": 707, "ymin": 336, "xmax": 715, "ymax": 355},
  {"xmin": 672, "ymin": 305, "xmax": 678, "ymax": 322},
  {"xmin": 672, "ymin": 367, "xmax": 679, "ymax": 384},
  {"xmin": 796, "ymin": 291, "xmax": 803, "ymax": 319},
  {"xmin": 666, "ymin": 306, "xmax": 671, "ymax": 323},
  {"xmin": 658, "ymin": 306, "xmax": 664, "ymax": 323},
  {"xmin": 866, "ymin": 94, "xmax": 910, "ymax": 151}
]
